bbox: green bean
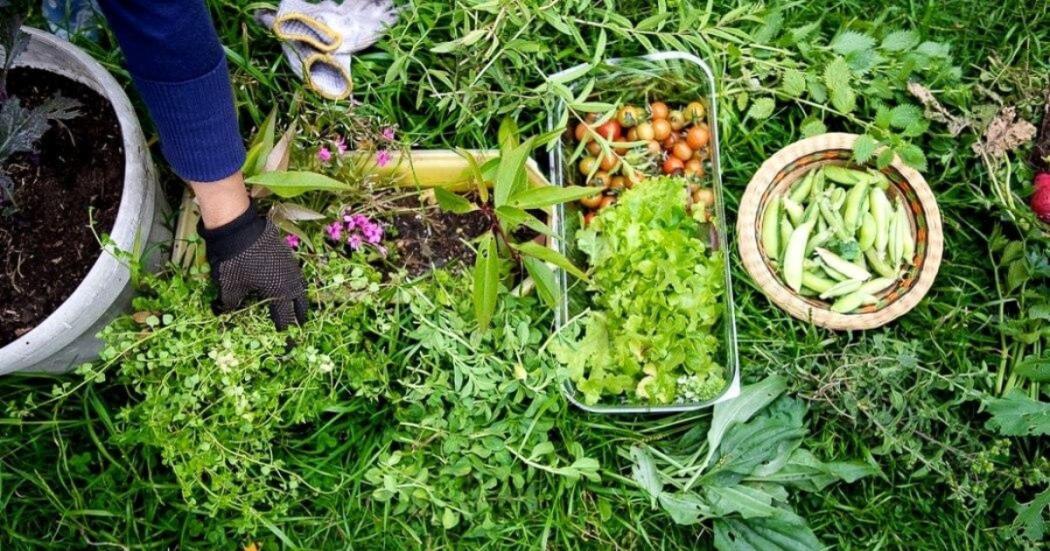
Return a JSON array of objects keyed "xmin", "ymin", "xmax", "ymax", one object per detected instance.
[
  {"xmin": 870, "ymin": 188, "xmax": 892, "ymax": 255},
  {"xmin": 815, "ymin": 247, "xmax": 871, "ymax": 281},
  {"xmin": 782, "ymin": 197, "xmax": 804, "ymax": 226},
  {"xmin": 830, "ymin": 290, "xmax": 878, "ymax": 313},
  {"xmin": 819, "ymin": 279, "xmax": 864, "ymax": 300},
  {"xmin": 779, "ymin": 218, "xmax": 794, "ymax": 260},
  {"xmin": 829, "ymin": 187, "xmax": 847, "ymax": 210},
  {"xmin": 790, "ymin": 171, "xmax": 815, "ymax": 203},
  {"xmin": 843, "ymin": 179, "xmax": 870, "ymax": 233},
  {"xmin": 864, "ymin": 248, "xmax": 898, "ymax": 279},
  {"xmin": 858, "ymin": 277, "xmax": 895, "ymax": 295},
  {"xmin": 824, "ymin": 165, "xmax": 866, "ymax": 184},
  {"xmin": 809, "ymin": 170, "xmax": 826, "ymax": 201},
  {"xmin": 761, "ymin": 196, "xmax": 781, "ymax": 260},
  {"xmin": 869, "ymin": 170, "xmax": 890, "ymax": 190},
  {"xmin": 783, "ymin": 221, "xmax": 815, "ymax": 292},
  {"xmin": 817, "ymin": 214, "xmax": 828, "ymax": 235},
  {"xmin": 801, "ymin": 271, "xmax": 837, "ymax": 294},
  {"xmin": 820, "ymin": 261, "xmax": 850, "ymax": 282},
  {"xmin": 805, "ymin": 229, "xmax": 832, "ymax": 256},
  {"xmin": 898, "ymin": 201, "xmax": 915, "ymax": 265},
  {"xmin": 887, "ymin": 205, "xmax": 902, "ymax": 265},
  {"xmin": 818, "ymin": 199, "xmax": 851, "ymax": 240},
  {"xmin": 858, "ymin": 211, "xmax": 877, "ymax": 251}
]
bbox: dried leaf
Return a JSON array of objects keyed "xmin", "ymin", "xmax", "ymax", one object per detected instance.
[
  {"xmin": 972, "ymin": 106, "xmax": 1037, "ymax": 158},
  {"xmin": 906, "ymin": 81, "xmax": 969, "ymax": 136}
]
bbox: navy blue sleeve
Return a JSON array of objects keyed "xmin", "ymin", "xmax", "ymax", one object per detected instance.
[{"xmin": 96, "ymin": 0, "xmax": 245, "ymax": 182}]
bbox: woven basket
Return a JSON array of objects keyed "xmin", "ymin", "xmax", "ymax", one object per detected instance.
[{"xmin": 737, "ymin": 133, "xmax": 943, "ymax": 331}]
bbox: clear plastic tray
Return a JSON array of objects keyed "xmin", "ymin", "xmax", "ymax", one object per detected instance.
[{"xmin": 547, "ymin": 52, "xmax": 741, "ymax": 414}]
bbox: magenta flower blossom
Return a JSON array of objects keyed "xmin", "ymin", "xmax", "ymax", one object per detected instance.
[
  {"xmin": 334, "ymin": 136, "xmax": 348, "ymax": 155},
  {"xmin": 284, "ymin": 234, "xmax": 301, "ymax": 249},
  {"xmin": 325, "ymin": 221, "xmax": 343, "ymax": 241},
  {"xmin": 375, "ymin": 149, "xmax": 392, "ymax": 168},
  {"xmin": 381, "ymin": 127, "xmax": 396, "ymax": 141},
  {"xmin": 317, "ymin": 146, "xmax": 332, "ymax": 163},
  {"xmin": 347, "ymin": 233, "xmax": 364, "ymax": 250}
]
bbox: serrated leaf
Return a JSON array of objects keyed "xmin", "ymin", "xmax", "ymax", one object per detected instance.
[
  {"xmin": 852, "ymin": 134, "xmax": 878, "ymax": 164},
  {"xmin": 880, "ymin": 30, "xmax": 920, "ymax": 51},
  {"xmin": 830, "ymin": 30, "xmax": 876, "ymax": 55},
  {"xmin": 781, "ymin": 69, "xmax": 807, "ymax": 98},
  {"xmin": 800, "ymin": 119, "xmax": 826, "ymax": 138},
  {"xmin": 889, "ymin": 104, "xmax": 923, "ymax": 129},
  {"xmin": 747, "ymin": 97, "xmax": 776, "ymax": 120},
  {"xmin": 895, "ymin": 143, "xmax": 927, "ymax": 171},
  {"xmin": 1014, "ymin": 354, "xmax": 1050, "ymax": 383},
  {"xmin": 916, "ymin": 41, "xmax": 951, "ymax": 58},
  {"xmin": 1009, "ymin": 487, "xmax": 1050, "ymax": 541},
  {"xmin": 831, "ymin": 86, "xmax": 856, "ymax": 114},
  {"xmin": 472, "ymin": 233, "xmax": 500, "ymax": 331},
  {"xmin": 511, "ymin": 240, "xmax": 587, "ymax": 280},
  {"xmin": 984, "ymin": 390, "xmax": 1050, "ymax": 437},
  {"xmin": 876, "ymin": 147, "xmax": 895, "ymax": 169},
  {"xmin": 434, "ymin": 186, "xmax": 478, "ymax": 214}
]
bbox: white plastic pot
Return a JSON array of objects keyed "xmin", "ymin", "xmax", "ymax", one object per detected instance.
[{"xmin": 0, "ymin": 28, "xmax": 169, "ymax": 374}]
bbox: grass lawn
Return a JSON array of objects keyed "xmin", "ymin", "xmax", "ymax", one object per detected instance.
[{"xmin": 1, "ymin": 0, "xmax": 1047, "ymax": 549}]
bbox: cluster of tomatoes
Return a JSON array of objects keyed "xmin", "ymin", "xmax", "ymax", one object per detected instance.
[{"xmin": 570, "ymin": 100, "xmax": 714, "ymax": 222}]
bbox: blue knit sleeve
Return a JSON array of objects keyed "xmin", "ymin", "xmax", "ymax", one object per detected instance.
[{"xmin": 96, "ymin": 0, "xmax": 245, "ymax": 182}]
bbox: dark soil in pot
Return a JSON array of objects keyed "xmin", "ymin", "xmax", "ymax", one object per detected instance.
[{"xmin": 0, "ymin": 68, "xmax": 124, "ymax": 345}]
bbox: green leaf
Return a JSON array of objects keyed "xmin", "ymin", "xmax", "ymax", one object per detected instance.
[
  {"xmin": 242, "ymin": 108, "xmax": 277, "ymax": 177},
  {"xmin": 630, "ymin": 446, "xmax": 663, "ymax": 499},
  {"xmin": 472, "ymin": 233, "xmax": 501, "ymax": 331},
  {"xmin": 511, "ymin": 241, "xmax": 587, "ymax": 281},
  {"xmin": 824, "ymin": 57, "xmax": 855, "ymax": 113},
  {"xmin": 875, "ymin": 147, "xmax": 895, "ymax": 169},
  {"xmin": 984, "ymin": 390, "xmax": 1050, "ymax": 437},
  {"xmin": 830, "ymin": 30, "xmax": 876, "ymax": 55},
  {"xmin": 498, "ymin": 117, "xmax": 519, "ymax": 153},
  {"xmin": 705, "ymin": 485, "xmax": 780, "ymax": 519},
  {"xmin": 880, "ymin": 30, "xmax": 920, "ymax": 51},
  {"xmin": 1009, "ymin": 487, "xmax": 1050, "ymax": 542},
  {"xmin": 800, "ymin": 119, "xmax": 827, "ymax": 138},
  {"xmin": 495, "ymin": 206, "xmax": 553, "ymax": 237},
  {"xmin": 494, "ymin": 140, "xmax": 533, "ymax": 207},
  {"xmin": 916, "ymin": 41, "xmax": 951, "ymax": 58},
  {"xmin": 1015, "ymin": 354, "xmax": 1050, "ymax": 383},
  {"xmin": 245, "ymin": 171, "xmax": 351, "ymax": 198},
  {"xmin": 781, "ymin": 69, "xmax": 807, "ymax": 98},
  {"xmin": 507, "ymin": 185, "xmax": 601, "ymax": 210},
  {"xmin": 852, "ymin": 134, "xmax": 879, "ymax": 164},
  {"xmin": 657, "ymin": 492, "xmax": 711, "ymax": 525},
  {"xmin": 523, "ymin": 257, "xmax": 558, "ymax": 308},
  {"xmin": 714, "ymin": 514, "xmax": 822, "ymax": 551},
  {"xmin": 747, "ymin": 97, "xmax": 776, "ymax": 120},
  {"xmin": 830, "ymin": 86, "xmax": 856, "ymax": 114},
  {"xmin": 433, "ymin": 186, "xmax": 478, "ymax": 214},
  {"xmin": 895, "ymin": 143, "xmax": 927, "ymax": 171},
  {"xmin": 441, "ymin": 507, "xmax": 460, "ymax": 530},
  {"xmin": 889, "ymin": 104, "xmax": 923, "ymax": 129},
  {"xmin": 701, "ymin": 376, "xmax": 787, "ymax": 472},
  {"xmin": 1007, "ymin": 259, "xmax": 1029, "ymax": 293}
]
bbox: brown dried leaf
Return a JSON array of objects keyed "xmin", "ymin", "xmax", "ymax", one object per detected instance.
[
  {"xmin": 131, "ymin": 311, "xmax": 154, "ymax": 325},
  {"xmin": 972, "ymin": 106, "xmax": 1037, "ymax": 159},
  {"xmin": 1031, "ymin": 86, "xmax": 1050, "ymax": 171},
  {"xmin": 907, "ymin": 81, "xmax": 969, "ymax": 136}
]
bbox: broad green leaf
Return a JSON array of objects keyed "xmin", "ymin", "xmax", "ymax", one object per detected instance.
[
  {"xmin": 548, "ymin": 62, "xmax": 591, "ymax": 85},
  {"xmin": 830, "ymin": 30, "xmax": 876, "ymax": 55},
  {"xmin": 750, "ymin": 448, "xmax": 876, "ymax": 492},
  {"xmin": 889, "ymin": 104, "xmax": 923, "ymax": 129},
  {"xmin": 713, "ymin": 513, "xmax": 822, "ymax": 551},
  {"xmin": 699, "ymin": 376, "xmax": 787, "ymax": 474},
  {"xmin": 852, "ymin": 134, "xmax": 878, "ymax": 164},
  {"xmin": 781, "ymin": 68, "xmax": 807, "ymax": 98},
  {"xmin": 498, "ymin": 117, "xmax": 519, "ymax": 153},
  {"xmin": 494, "ymin": 140, "xmax": 532, "ymax": 207},
  {"xmin": 1009, "ymin": 487, "xmax": 1049, "ymax": 541},
  {"xmin": 657, "ymin": 492, "xmax": 710, "ymax": 525},
  {"xmin": 800, "ymin": 119, "xmax": 827, "ymax": 138},
  {"xmin": 823, "ymin": 56, "xmax": 852, "ymax": 95},
  {"xmin": 508, "ymin": 185, "xmax": 601, "ymax": 210},
  {"xmin": 630, "ymin": 446, "xmax": 662, "ymax": 499},
  {"xmin": 895, "ymin": 143, "xmax": 927, "ymax": 171},
  {"xmin": 511, "ymin": 241, "xmax": 587, "ymax": 280},
  {"xmin": 242, "ymin": 108, "xmax": 277, "ymax": 177},
  {"xmin": 875, "ymin": 147, "xmax": 895, "ymax": 169},
  {"xmin": 984, "ymin": 390, "xmax": 1050, "ymax": 436},
  {"xmin": 455, "ymin": 148, "xmax": 488, "ymax": 203},
  {"xmin": 747, "ymin": 97, "xmax": 776, "ymax": 120},
  {"xmin": 830, "ymin": 86, "xmax": 856, "ymax": 114},
  {"xmin": 434, "ymin": 186, "xmax": 478, "ymax": 214},
  {"xmin": 1014, "ymin": 354, "xmax": 1050, "ymax": 383},
  {"xmin": 705, "ymin": 484, "xmax": 780, "ymax": 519},
  {"xmin": 472, "ymin": 233, "xmax": 501, "ymax": 331},
  {"xmin": 441, "ymin": 507, "xmax": 460, "ymax": 529},
  {"xmin": 496, "ymin": 206, "xmax": 553, "ymax": 237},
  {"xmin": 523, "ymin": 257, "xmax": 558, "ymax": 308},
  {"xmin": 246, "ymin": 171, "xmax": 351, "ymax": 198},
  {"xmin": 880, "ymin": 30, "xmax": 920, "ymax": 51}
]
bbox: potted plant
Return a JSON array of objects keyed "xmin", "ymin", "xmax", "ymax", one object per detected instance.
[{"xmin": 0, "ymin": 17, "xmax": 169, "ymax": 374}]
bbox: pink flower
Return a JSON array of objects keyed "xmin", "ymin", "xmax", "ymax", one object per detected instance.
[
  {"xmin": 347, "ymin": 233, "xmax": 364, "ymax": 250},
  {"xmin": 325, "ymin": 221, "xmax": 343, "ymax": 241},
  {"xmin": 375, "ymin": 149, "xmax": 392, "ymax": 168},
  {"xmin": 317, "ymin": 147, "xmax": 332, "ymax": 163},
  {"xmin": 381, "ymin": 127, "xmax": 396, "ymax": 141},
  {"xmin": 334, "ymin": 136, "xmax": 348, "ymax": 155},
  {"xmin": 284, "ymin": 234, "xmax": 301, "ymax": 249},
  {"xmin": 352, "ymin": 214, "xmax": 370, "ymax": 228}
]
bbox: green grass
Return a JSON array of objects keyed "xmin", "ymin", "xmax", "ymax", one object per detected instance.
[{"xmin": 4, "ymin": 0, "xmax": 1049, "ymax": 548}]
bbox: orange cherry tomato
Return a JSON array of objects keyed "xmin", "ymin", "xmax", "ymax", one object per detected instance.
[
  {"xmin": 578, "ymin": 156, "xmax": 597, "ymax": 175},
  {"xmin": 583, "ymin": 211, "xmax": 596, "ymax": 226},
  {"xmin": 591, "ymin": 170, "xmax": 611, "ymax": 188},
  {"xmin": 595, "ymin": 120, "xmax": 622, "ymax": 141},
  {"xmin": 609, "ymin": 176, "xmax": 626, "ymax": 190},
  {"xmin": 685, "ymin": 159, "xmax": 704, "ymax": 177},
  {"xmin": 686, "ymin": 124, "xmax": 710, "ymax": 150},
  {"xmin": 574, "ymin": 122, "xmax": 590, "ymax": 142},
  {"xmin": 694, "ymin": 187, "xmax": 715, "ymax": 206},
  {"xmin": 662, "ymin": 156, "xmax": 685, "ymax": 175},
  {"xmin": 586, "ymin": 140, "xmax": 602, "ymax": 156},
  {"xmin": 635, "ymin": 122, "xmax": 655, "ymax": 141},
  {"xmin": 599, "ymin": 195, "xmax": 617, "ymax": 209},
  {"xmin": 661, "ymin": 132, "xmax": 679, "ymax": 150},
  {"xmin": 668, "ymin": 110, "xmax": 686, "ymax": 131},
  {"xmin": 580, "ymin": 193, "xmax": 603, "ymax": 209},
  {"xmin": 649, "ymin": 101, "xmax": 669, "ymax": 120},
  {"xmin": 626, "ymin": 127, "xmax": 639, "ymax": 141},
  {"xmin": 651, "ymin": 119, "xmax": 672, "ymax": 141},
  {"xmin": 683, "ymin": 101, "xmax": 706, "ymax": 123},
  {"xmin": 646, "ymin": 140, "xmax": 663, "ymax": 156},
  {"xmin": 672, "ymin": 141, "xmax": 694, "ymax": 161},
  {"xmin": 599, "ymin": 153, "xmax": 620, "ymax": 172}
]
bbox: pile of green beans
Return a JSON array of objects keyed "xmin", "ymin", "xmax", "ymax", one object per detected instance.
[{"xmin": 760, "ymin": 164, "xmax": 915, "ymax": 314}]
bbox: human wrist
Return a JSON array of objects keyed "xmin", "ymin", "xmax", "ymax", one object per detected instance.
[{"xmin": 189, "ymin": 171, "xmax": 252, "ymax": 229}]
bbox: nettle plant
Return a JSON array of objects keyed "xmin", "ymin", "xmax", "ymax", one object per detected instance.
[
  {"xmin": 432, "ymin": 118, "xmax": 599, "ymax": 330},
  {"xmin": 0, "ymin": 8, "xmax": 80, "ymax": 215}
]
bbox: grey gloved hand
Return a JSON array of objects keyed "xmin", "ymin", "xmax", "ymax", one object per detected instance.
[
  {"xmin": 199, "ymin": 203, "xmax": 308, "ymax": 330},
  {"xmin": 255, "ymin": 0, "xmax": 398, "ymax": 100}
]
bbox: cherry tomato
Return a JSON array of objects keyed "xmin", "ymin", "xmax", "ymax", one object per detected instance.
[
  {"xmin": 661, "ymin": 132, "xmax": 679, "ymax": 150},
  {"xmin": 685, "ymin": 124, "xmax": 710, "ymax": 150},
  {"xmin": 635, "ymin": 122, "xmax": 655, "ymax": 141},
  {"xmin": 662, "ymin": 156, "xmax": 685, "ymax": 175},
  {"xmin": 668, "ymin": 110, "xmax": 686, "ymax": 131},
  {"xmin": 649, "ymin": 101, "xmax": 669, "ymax": 120},
  {"xmin": 583, "ymin": 211, "xmax": 596, "ymax": 226},
  {"xmin": 574, "ymin": 122, "xmax": 591, "ymax": 142},
  {"xmin": 585, "ymin": 113, "xmax": 598, "ymax": 123},
  {"xmin": 651, "ymin": 119, "xmax": 672, "ymax": 141},
  {"xmin": 599, "ymin": 195, "xmax": 617, "ymax": 209},
  {"xmin": 599, "ymin": 153, "xmax": 620, "ymax": 172},
  {"xmin": 694, "ymin": 187, "xmax": 715, "ymax": 206},
  {"xmin": 672, "ymin": 141, "xmax": 694, "ymax": 161},
  {"xmin": 578, "ymin": 156, "xmax": 597, "ymax": 175},
  {"xmin": 609, "ymin": 176, "xmax": 626, "ymax": 190},
  {"xmin": 595, "ymin": 120, "xmax": 622, "ymax": 141},
  {"xmin": 646, "ymin": 140, "xmax": 663, "ymax": 156},
  {"xmin": 685, "ymin": 159, "xmax": 704, "ymax": 177},
  {"xmin": 683, "ymin": 101, "xmax": 706, "ymax": 123},
  {"xmin": 586, "ymin": 140, "xmax": 602, "ymax": 156},
  {"xmin": 617, "ymin": 105, "xmax": 644, "ymax": 128},
  {"xmin": 580, "ymin": 192, "xmax": 603, "ymax": 209},
  {"xmin": 626, "ymin": 127, "xmax": 639, "ymax": 142},
  {"xmin": 591, "ymin": 170, "xmax": 612, "ymax": 188}
]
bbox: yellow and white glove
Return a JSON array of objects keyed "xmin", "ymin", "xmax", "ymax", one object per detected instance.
[{"xmin": 256, "ymin": 0, "xmax": 398, "ymax": 100}]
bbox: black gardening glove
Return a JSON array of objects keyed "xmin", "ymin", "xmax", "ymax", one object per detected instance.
[{"xmin": 199, "ymin": 203, "xmax": 308, "ymax": 330}]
